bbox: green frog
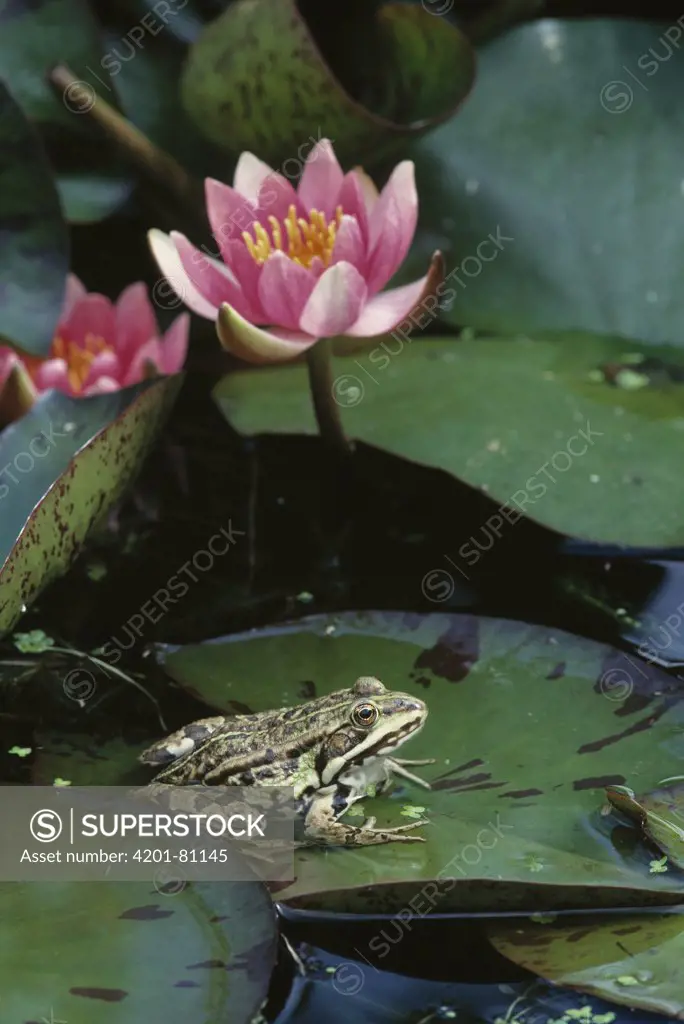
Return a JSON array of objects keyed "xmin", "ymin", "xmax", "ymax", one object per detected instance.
[{"xmin": 140, "ymin": 676, "xmax": 433, "ymax": 847}]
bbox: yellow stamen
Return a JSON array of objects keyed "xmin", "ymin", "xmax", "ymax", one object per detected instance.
[
  {"xmin": 27, "ymin": 332, "xmax": 113, "ymax": 394},
  {"xmin": 242, "ymin": 204, "xmax": 344, "ymax": 269}
]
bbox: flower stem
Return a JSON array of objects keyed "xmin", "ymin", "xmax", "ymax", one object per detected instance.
[
  {"xmin": 306, "ymin": 338, "xmax": 353, "ymax": 454},
  {"xmin": 48, "ymin": 64, "xmax": 205, "ymax": 235}
]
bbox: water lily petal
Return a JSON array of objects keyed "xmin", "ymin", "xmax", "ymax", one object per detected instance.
[
  {"xmin": 83, "ymin": 350, "xmax": 122, "ymax": 390},
  {"xmin": 83, "ymin": 375, "xmax": 120, "ymax": 396},
  {"xmin": 257, "ymin": 251, "xmax": 317, "ymax": 330},
  {"xmin": 33, "ymin": 358, "xmax": 70, "ymax": 391},
  {"xmin": 298, "ymin": 139, "xmax": 344, "ymax": 219},
  {"xmin": 366, "ymin": 161, "xmax": 418, "ymax": 293},
  {"xmin": 337, "ymin": 172, "xmax": 370, "ymax": 246},
  {"xmin": 115, "ymin": 282, "xmax": 158, "ymax": 371},
  {"xmin": 217, "ymin": 303, "xmax": 316, "ymax": 364},
  {"xmin": 256, "ymin": 172, "xmax": 304, "ymax": 225},
  {"xmin": 205, "ymin": 177, "xmax": 258, "ymax": 255},
  {"xmin": 331, "ymin": 215, "xmax": 366, "ymax": 274},
  {"xmin": 124, "ymin": 337, "xmax": 162, "ymax": 384},
  {"xmin": 345, "ymin": 251, "xmax": 444, "ymax": 337},
  {"xmin": 299, "ymin": 262, "xmax": 368, "ymax": 337},
  {"xmin": 172, "ymin": 230, "xmax": 266, "ymax": 324},
  {"xmin": 223, "ymin": 239, "xmax": 267, "ymax": 322},
  {"xmin": 148, "ymin": 229, "xmax": 219, "ymax": 320},
  {"xmin": 60, "ymin": 273, "xmax": 88, "ymax": 321},
  {"xmin": 233, "ymin": 151, "xmax": 277, "ymax": 201},
  {"xmin": 352, "ymin": 166, "xmax": 379, "ymax": 213},
  {"xmin": 61, "ymin": 293, "xmax": 116, "ymax": 349},
  {"xmin": 160, "ymin": 313, "xmax": 190, "ymax": 374}
]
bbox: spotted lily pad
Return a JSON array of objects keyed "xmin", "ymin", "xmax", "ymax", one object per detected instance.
[
  {"xmin": 604, "ymin": 783, "xmax": 684, "ymax": 871},
  {"xmin": 215, "ymin": 333, "xmax": 684, "ymax": 547},
  {"xmin": 0, "ymin": 80, "xmax": 69, "ymax": 355},
  {"xmin": 0, "ymin": 377, "xmax": 182, "ymax": 636},
  {"xmin": 487, "ymin": 913, "xmax": 684, "ymax": 1019},
  {"xmin": 155, "ymin": 611, "xmax": 684, "ymax": 914},
  {"xmin": 400, "ymin": 18, "xmax": 684, "ymax": 347},
  {"xmin": 0, "ymin": 878, "xmax": 276, "ymax": 1023},
  {"xmin": 180, "ymin": 0, "xmax": 475, "ymax": 166}
]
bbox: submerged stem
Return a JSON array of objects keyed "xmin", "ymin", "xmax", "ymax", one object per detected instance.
[{"xmin": 306, "ymin": 338, "xmax": 353, "ymax": 454}]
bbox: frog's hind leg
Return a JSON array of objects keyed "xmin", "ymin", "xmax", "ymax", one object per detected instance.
[{"xmin": 306, "ymin": 789, "xmax": 427, "ymax": 847}]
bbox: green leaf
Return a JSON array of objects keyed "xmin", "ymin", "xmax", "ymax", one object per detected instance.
[
  {"xmin": 180, "ymin": 0, "xmax": 475, "ymax": 167},
  {"xmin": 400, "ymin": 19, "xmax": 684, "ymax": 347},
  {"xmin": 155, "ymin": 611, "xmax": 684, "ymax": 914},
  {"xmin": 0, "ymin": 0, "xmax": 114, "ymax": 127},
  {"xmin": 0, "ymin": 376, "xmax": 182, "ymax": 636},
  {"xmin": 0, "ymin": 80, "xmax": 69, "ymax": 355},
  {"xmin": 56, "ymin": 174, "xmax": 134, "ymax": 224},
  {"xmin": 488, "ymin": 913, "xmax": 684, "ymax": 1019},
  {"xmin": 215, "ymin": 334, "xmax": 684, "ymax": 547},
  {"xmin": 31, "ymin": 733, "xmax": 152, "ymax": 786},
  {"xmin": 0, "ymin": 878, "xmax": 276, "ymax": 1023}
]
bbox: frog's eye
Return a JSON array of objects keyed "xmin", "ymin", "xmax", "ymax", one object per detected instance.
[{"xmin": 351, "ymin": 701, "xmax": 379, "ymax": 728}]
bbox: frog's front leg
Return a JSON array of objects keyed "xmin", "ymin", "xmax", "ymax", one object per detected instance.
[
  {"xmin": 304, "ymin": 787, "xmax": 428, "ymax": 847},
  {"xmin": 370, "ymin": 757, "xmax": 436, "ymax": 797}
]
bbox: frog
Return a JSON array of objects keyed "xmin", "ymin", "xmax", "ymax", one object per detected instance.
[{"xmin": 139, "ymin": 676, "xmax": 434, "ymax": 847}]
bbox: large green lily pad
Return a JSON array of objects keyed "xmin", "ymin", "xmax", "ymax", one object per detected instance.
[
  {"xmin": 181, "ymin": 0, "xmax": 475, "ymax": 167},
  {"xmin": 0, "ymin": 878, "xmax": 276, "ymax": 1023},
  {"xmin": 0, "ymin": 0, "xmax": 113, "ymax": 126},
  {"xmin": 0, "ymin": 377, "xmax": 182, "ymax": 636},
  {"xmin": 156, "ymin": 611, "xmax": 684, "ymax": 914},
  {"xmin": 488, "ymin": 913, "xmax": 684, "ymax": 1019},
  {"xmin": 215, "ymin": 333, "xmax": 684, "ymax": 547},
  {"xmin": 400, "ymin": 18, "xmax": 684, "ymax": 347},
  {"xmin": 0, "ymin": 80, "xmax": 69, "ymax": 355}
]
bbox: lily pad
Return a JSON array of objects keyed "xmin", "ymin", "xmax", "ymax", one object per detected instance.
[
  {"xmin": 32, "ymin": 733, "xmax": 152, "ymax": 787},
  {"xmin": 400, "ymin": 18, "xmax": 684, "ymax": 347},
  {"xmin": 0, "ymin": 0, "xmax": 114, "ymax": 127},
  {"xmin": 155, "ymin": 611, "xmax": 684, "ymax": 914},
  {"xmin": 215, "ymin": 333, "xmax": 684, "ymax": 548},
  {"xmin": 0, "ymin": 80, "xmax": 69, "ymax": 355},
  {"xmin": 487, "ymin": 913, "xmax": 684, "ymax": 1019},
  {"xmin": 604, "ymin": 783, "xmax": 684, "ymax": 870},
  {"xmin": 0, "ymin": 376, "xmax": 182, "ymax": 636},
  {"xmin": 0, "ymin": 877, "xmax": 276, "ymax": 1023},
  {"xmin": 56, "ymin": 174, "xmax": 134, "ymax": 224},
  {"xmin": 180, "ymin": 0, "xmax": 475, "ymax": 166}
]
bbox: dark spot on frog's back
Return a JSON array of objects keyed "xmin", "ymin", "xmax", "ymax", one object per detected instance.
[{"xmin": 411, "ymin": 616, "xmax": 479, "ymax": 684}]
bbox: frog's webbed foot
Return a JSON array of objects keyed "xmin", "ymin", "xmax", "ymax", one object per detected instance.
[
  {"xmin": 385, "ymin": 756, "xmax": 436, "ymax": 790},
  {"xmin": 306, "ymin": 792, "xmax": 428, "ymax": 847}
]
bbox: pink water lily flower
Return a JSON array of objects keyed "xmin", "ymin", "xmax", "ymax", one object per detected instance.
[
  {"xmin": 148, "ymin": 139, "xmax": 442, "ymax": 363},
  {"xmin": 0, "ymin": 274, "xmax": 189, "ymax": 422}
]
